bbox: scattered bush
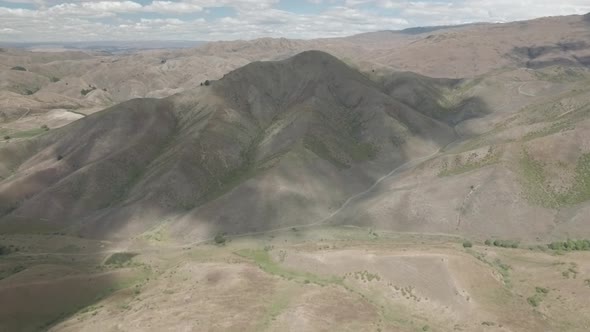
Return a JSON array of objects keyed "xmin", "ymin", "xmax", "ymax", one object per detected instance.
[
  {"xmin": 491, "ymin": 239, "xmax": 519, "ymax": 248},
  {"xmin": 50, "ymin": 77, "xmax": 60, "ymax": 82},
  {"xmin": 214, "ymin": 233, "xmax": 226, "ymax": 245},
  {"xmin": 10, "ymin": 66, "xmax": 26, "ymax": 71},
  {"xmin": 41, "ymin": 124, "xmax": 49, "ymax": 131},
  {"xmin": 535, "ymin": 287, "xmax": 549, "ymax": 294},
  {"xmin": 104, "ymin": 252, "xmax": 137, "ymax": 266},
  {"xmin": 3, "ymin": 135, "xmax": 10, "ymax": 140},
  {"xmin": 81, "ymin": 86, "xmax": 97, "ymax": 96},
  {"xmin": 0, "ymin": 245, "xmax": 10, "ymax": 255},
  {"xmin": 204, "ymin": 80, "xmax": 210, "ymax": 86},
  {"xmin": 463, "ymin": 241, "xmax": 473, "ymax": 248},
  {"xmin": 527, "ymin": 295, "xmax": 541, "ymax": 307},
  {"xmin": 548, "ymin": 239, "xmax": 590, "ymax": 251},
  {"xmin": 57, "ymin": 155, "xmax": 63, "ymax": 161},
  {"xmin": 484, "ymin": 239, "xmax": 492, "ymax": 246}
]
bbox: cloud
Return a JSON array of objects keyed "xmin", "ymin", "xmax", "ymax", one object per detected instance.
[{"xmin": 0, "ymin": 0, "xmax": 589, "ymax": 41}]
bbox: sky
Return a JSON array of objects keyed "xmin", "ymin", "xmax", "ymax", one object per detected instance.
[{"xmin": 1, "ymin": 0, "xmax": 589, "ymax": 42}]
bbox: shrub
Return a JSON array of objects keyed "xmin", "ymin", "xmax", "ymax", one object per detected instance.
[
  {"xmin": 104, "ymin": 252, "xmax": 137, "ymax": 266},
  {"xmin": 463, "ymin": 241, "xmax": 473, "ymax": 248},
  {"xmin": 3, "ymin": 135, "xmax": 10, "ymax": 140},
  {"xmin": 204, "ymin": 80, "xmax": 210, "ymax": 86},
  {"xmin": 548, "ymin": 239, "xmax": 590, "ymax": 251},
  {"xmin": 81, "ymin": 86, "xmax": 96, "ymax": 96},
  {"xmin": 41, "ymin": 124, "xmax": 49, "ymax": 131},
  {"xmin": 484, "ymin": 239, "xmax": 492, "ymax": 246},
  {"xmin": 535, "ymin": 287, "xmax": 549, "ymax": 294},
  {"xmin": 214, "ymin": 233, "xmax": 226, "ymax": 245},
  {"xmin": 492, "ymin": 239, "xmax": 519, "ymax": 248},
  {"xmin": 11, "ymin": 66, "xmax": 26, "ymax": 71},
  {"xmin": 50, "ymin": 77, "xmax": 60, "ymax": 82},
  {"xmin": 57, "ymin": 155, "xmax": 63, "ymax": 161},
  {"xmin": 527, "ymin": 296, "xmax": 540, "ymax": 307},
  {"xmin": 0, "ymin": 245, "xmax": 10, "ymax": 255}
]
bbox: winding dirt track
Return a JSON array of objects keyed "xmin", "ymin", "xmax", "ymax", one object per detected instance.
[
  {"xmin": 180, "ymin": 137, "xmax": 461, "ymax": 248},
  {"xmin": 15, "ymin": 138, "xmax": 460, "ymax": 256}
]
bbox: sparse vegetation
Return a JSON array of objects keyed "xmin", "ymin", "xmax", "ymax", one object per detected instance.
[
  {"xmin": 3, "ymin": 135, "xmax": 10, "ymax": 140},
  {"xmin": 520, "ymin": 151, "xmax": 590, "ymax": 208},
  {"xmin": 214, "ymin": 233, "xmax": 226, "ymax": 245},
  {"xmin": 104, "ymin": 252, "xmax": 137, "ymax": 267},
  {"xmin": 236, "ymin": 249, "xmax": 343, "ymax": 286},
  {"xmin": 10, "ymin": 66, "xmax": 26, "ymax": 71},
  {"xmin": 439, "ymin": 147, "xmax": 501, "ymax": 177},
  {"xmin": 548, "ymin": 239, "xmax": 590, "ymax": 251},
  {"xmin": 488, "ymin": 239, "xmax": 520, "ymax": 248},
  {"xmin": 81, "ymin": 86, "xmax": 97, "ymax": 96},
  {"xmin": 462, "ymin": 240, "xmax": 473, "ymax": 248},
  {"xmin": 349, "ymin": 270, "xmax": 381, "ymax": 282},
  {"xmin": 0, "ymin": 244, "xmax": 11, "ymax": 255},
  {"xmin": 527, "ymin": 286, "xmax": 549, "ymax": 307},
  {"xmin": 50, "ymin": 77, "xmax": 60, "ymax": 82}
]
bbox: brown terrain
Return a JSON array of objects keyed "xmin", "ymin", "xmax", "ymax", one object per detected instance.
[{"xmin": 1, "ymin": 12, "xmax": 590, "ymax": 332}]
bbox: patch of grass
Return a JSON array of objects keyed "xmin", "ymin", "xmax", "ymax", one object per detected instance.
[
  {"xmin": 303, "ymin": 135, "xmax": 349, "ymax": 169},
  {"xmin": 10, "ymin": 66, "xmax": 26, "ymax": 71},
  {"xmin": 519, "ymin": 149, "xmax": 558, "ymax": 208},
  {"xmin": 58, "ymin": 244, "xmax": 81, "ymax": 253},
  {"xmin": 0, "ymin": 264, "xmax": 26, "ymax": 280},
  {"xmin": 519, "ymin": 151, "xmax": 590, "ymax": 208},
  {"xmin": 104, "ymin": 252, "xmax": 137, "ymax": 267},
  {"xmin": 235, "ymin": 249, "xmax": 343, "ymax": 286},
  {"xmin": 527, "ymin": 286, "xmax": 549, "ymax": 307},
  {"xmin": 349, "ymin": 142, "xmax": 378, "ymax": 162},
  {"xmin": 10, "ymin": 128, "xmax": 48, "ymax": 139},
  {"xmin": 566, "ymin": 153, "xmax": 590, "ymax": 204},
  {"xmin": 523, "ymin": 121, "xmax": 574, "ymax": 141},
  {"xmin": 534, "ymin": 67, "xmax": 587, "ymax": 83},
  {"xmin": 439, "ymin": 147, "xmax": 501, "ymax": 177}
]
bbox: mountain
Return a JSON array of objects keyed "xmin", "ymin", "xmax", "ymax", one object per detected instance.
[{"xmin": 0, "ymin": 51, "xmax": 456, "ymax": 240}]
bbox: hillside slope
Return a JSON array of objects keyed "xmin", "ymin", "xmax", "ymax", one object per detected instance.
[{"xmin": 0, "ymin": 51, "xmax": 455, "ymax": 240}]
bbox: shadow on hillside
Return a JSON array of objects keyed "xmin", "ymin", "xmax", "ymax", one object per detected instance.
[
  {"xmin": 511, "ymin": 42, "xmax": 590, "ymax": 69},
  {"xmin": 0, "ymin": 235, "xmax": 132, "ymax": 332},
  {"xmin": 379, "ymin": 72, "xmax": 493, "ymax": 126}
]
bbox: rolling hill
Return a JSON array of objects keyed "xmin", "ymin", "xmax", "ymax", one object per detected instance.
[{"xmin": 0, "ymin": 51, "xmax": 456, "ymax": 240}]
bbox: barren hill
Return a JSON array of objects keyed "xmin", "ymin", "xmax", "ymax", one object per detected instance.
[{"xmin": 0, "ymin": 51, "xmax": 456, "ymax": 240}]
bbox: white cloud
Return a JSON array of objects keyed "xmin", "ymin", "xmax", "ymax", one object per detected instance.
[{"xmin": 0, "ymin": 0, "xmax": 589, "ymax": 41}]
